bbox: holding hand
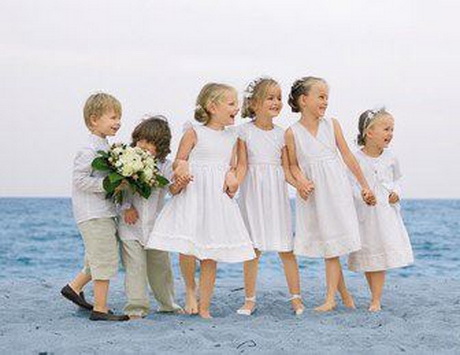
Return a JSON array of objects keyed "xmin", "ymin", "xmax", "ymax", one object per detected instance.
[
  {"xmin": 297, "ymin": 179, "xmax": 314, "ymax": 201},
  {"xmin": 173, "ymin": 160, "xmax": 193, "ymax": 181},
  {"xmin": 389, "ymin": 191, "xmax": 400, "ymax": 204},
  {"xmin": 123, "ymin": 207, "xmax": 139, "ymax": 225},
  {"xmin": 223, "ymin": 171, "xmax": 239, "ymax": 198},
  {"xmin": 361, "ymin": 188, "xmax": 377, "ymax": 206}
]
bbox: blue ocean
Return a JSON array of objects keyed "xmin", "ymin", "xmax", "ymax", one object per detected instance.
[{"xmin": 1, "ymin": 198, "xmax": 459, "ymax": 281}]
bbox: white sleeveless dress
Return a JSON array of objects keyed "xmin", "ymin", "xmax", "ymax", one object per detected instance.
[
  {"xmin": 146, "ymin": 125, "xmax": 256, "ymax": 263},
  {"xmin": 348, "ymin": 149, "xmax": 414, "ymax": 271},
  {"xmin": 290, "ymin": 117, "xmax": 361, "ymax": 258},
  {"xmin": 237, "ymin": 122, "xmax": 293, "ymax": 252}
]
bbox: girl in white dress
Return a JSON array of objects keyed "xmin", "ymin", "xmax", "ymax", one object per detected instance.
[
  {"xmin": 235, "ymin": 78, "xmax": 304, "ymax": 316},
  {"xmin": 348, "ymin": 108, "xmax": 414, "ymax": 312},
  {"xmin": 285, "ymin": 76, "xmax": 376, "ymax": 312},
  {"xmin": 146, "ymin": 83, "xmax": 255, "ymax": 319}
]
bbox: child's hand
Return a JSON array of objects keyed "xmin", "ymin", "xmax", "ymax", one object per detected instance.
[
  {"xmin": 223, "ymin": 171, "xmax": 239, "ymax": 198},
  {"xmin": 297, "ymin": 179, "xmax": 314, "ymax": 201},
  {"xmin": 176, "ymin": 174, "xmax": 194, "ymax": 189},
  {"xmin": 173, "ymin": 160, "xmax": 191, "ymax": 181},
  {"xmin": 124, "ymin": 207, "xmax": 139, "ymax": 225},
  {"xmin": 389, "ymin": 192, "xmax": 400, "ymax": 204},
  {"xmin": 114, "ymin": 179, "xmax": 130, "ymax": 194},
  {"xmin": 361, "ymin": 188, "xmax": 377, "ymax": 206}
]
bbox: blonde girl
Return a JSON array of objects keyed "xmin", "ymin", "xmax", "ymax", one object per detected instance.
[{"xmin": 146, "ymin": 83, "xmax": 255, "ymax": 319}]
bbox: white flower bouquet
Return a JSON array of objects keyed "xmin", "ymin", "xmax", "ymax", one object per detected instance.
[{"xmin": 92, "ymin": 143, "xmax": 169, "ymax": 204}]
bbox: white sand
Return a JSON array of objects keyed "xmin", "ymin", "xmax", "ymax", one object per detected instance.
[{"xmin": 1, "ymin": 277, "xmax": 459, "ymax": 354}]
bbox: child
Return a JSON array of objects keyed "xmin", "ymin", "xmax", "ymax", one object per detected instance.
[
  {"xmin": 118, "ymin": 116, "xmax": 187, "ymax": 319},
  {"xmin": 235, "ymin": 77, "xmax": 304, "ymax": 316},
  {"xmin": 145, "ymin": 83, "xmax": 256, "ymax": 319},
  {"xmin": 285, "ymin": 77, "xmax": 376, "ymax": 312},
  {"xmin": 61, "ymin": 92, "xmax": 129, "ymax": 321},
  {"xmin": 348, "ymin": 108, "xmax": 414, "ymax": 312}
]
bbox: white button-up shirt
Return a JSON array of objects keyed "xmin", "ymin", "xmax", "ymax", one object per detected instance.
[
  {"xmin": 118, "ymin": 160, "xmax": 173, "ymax": 246},
  {"xmin": 72, "ymin": 134, "xmax": 116, "ymax": 224}
]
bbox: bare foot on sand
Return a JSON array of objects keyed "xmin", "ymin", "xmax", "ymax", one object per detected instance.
[
  {"xmin": 128, "ymin": 315, "xmax": 143, "ymax": 320},
  {"xmin": 314, "ymin": 301, "xmax": 337, "ymax": 312},
  {"xmin": 341, "ymin": 294, "xmax": 356, "ymax": 309},
  {"xmin": 237, "ymin": 300, "xmax": 256, "ymax": 315},
  {"xmin": 291, "ymin": 298, "xmax": 305, "ymax": 315},
  {"xmin": 368, "ymin": 301, "xmax": 382, "ymax": 312},
  {"xmin": 185, "ymin": 292, "xmax": 199, "ymax": 315},
  {"xmin": 199, "ymin": 310, "xmax": 212, "ymax": 319}
]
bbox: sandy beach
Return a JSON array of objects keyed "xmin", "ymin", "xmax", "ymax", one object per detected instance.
[{"xmin": 1, "ymin": 276, "xmax": 458, "ymax": 354}]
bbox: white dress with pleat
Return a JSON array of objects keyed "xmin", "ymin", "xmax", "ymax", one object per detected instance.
[
  {"xmin": 237, "ymin": 122, "xmax": 293, "ymax": 252},
  {"xmin": 290, "ymin": 117, "xmax": 361, "ymax": 258},
  {"xmin": 146, "ymin": 125, "xmax": 256, "ymax": 263},
  {"xmin": 348, "ymin": 149, "xmax": 414, "ymax": 271}
]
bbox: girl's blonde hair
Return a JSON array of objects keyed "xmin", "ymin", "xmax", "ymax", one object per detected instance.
[
  {"xmin": 288, "ymin": 76, "xmax": 327, "ymax": 113},
  {"xmin": 357, "ymin": 108, "xmax": 390, "ymax": 146},
  {"xmin": 194, "ymin": 83, "xmax": 235, "ymax": 124},
  {"xmin": 83, "ymin": 92, "xmax": 122, "ymax": 129},
  {"xmin": 241, "ymin": 77, "xmax": 279, "ymax": 118}
]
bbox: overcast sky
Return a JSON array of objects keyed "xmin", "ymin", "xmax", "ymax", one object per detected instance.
[{"xmin": 1, "ymin": 0, "xmax": 459, "ymax": 198}]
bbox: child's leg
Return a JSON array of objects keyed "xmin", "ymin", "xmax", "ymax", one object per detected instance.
[
  {"xmin": 146, "ymin": 249, "xmax": 181, "ymax": 312},
  {"xmin": 315, "ymin": 257, "xmax": 341, "ymax": 312},
  {"xmin": 179, "ymin": 253, "xmax": 198, "ymax": 314},
  {"xmin": 198, "ymin": 259, "xmax": 217, "ymax": 319},
  {"xmin": 120, "ymin": 240, "xmax": 150, "ymax": 318},
  {"xmin": 80, "ymin": 218, "xmax": 128, "ymax": 321},
  {"xmin": 69, "ymin": 271, "xmax": 92, "ymax": 293},
  {"xmin": 279, "ymin": 251, "xmax": 304, "ymax": 312},
  {"xmin": 337, "ymin": 269, "xmax": 355, "ymax": 308},
  {"xmin": 365, "ymin": 271, "xmax": 385, "ymax": 311},
  {"xmin": 93, "ymin": 280, "xmax": 110, "ymax": 313},
  {"xmin": 238, "ymin": 249, "xmax": 261, "ymax": 313}
]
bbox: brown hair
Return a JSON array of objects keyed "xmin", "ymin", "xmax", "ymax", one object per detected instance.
[
  {"xmin": 194, "ymin": 83, "xmax": 236, "ymax": 124},
  {"xmin": 241, "ymin": 77, "xmax": 279, "ymax": 118},
  {"xmin": 288, "ymin": 77, "xmax": 327, "ymax": 113},
  {"xmin": 83, "ymin": 92, "xmax": 122, "ymax": 129},
  {"xmin": 131, "ymin": 115, "xmax": 171, "ymax": 162}
]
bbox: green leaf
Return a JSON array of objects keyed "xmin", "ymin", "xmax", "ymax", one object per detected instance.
[
  {"xmin": 96, "ymin": 150, "xmax": 109, "ymax": 158},
  {"xmin": 108, "ymin": 172, "xmax": 124, "ymax": 184},
  {"xmin": 103, "ymin": 177, "xmax": 115, "ymax": 194},
  {"xmin": 92, "ymin": 157, "xmax": 110, "ymax": 171},
  {"xmin": 156, "ymin": 175, "xmax": 169, "ymax": 187}
]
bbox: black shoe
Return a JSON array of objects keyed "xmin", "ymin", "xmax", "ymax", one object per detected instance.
[
  {"xmin": 61, "ymin": 284, "xmax": 93, "ymax": 311},
  {"xmin": 89, "ymin": 310, "xmax": 129, "ymax": 322}
]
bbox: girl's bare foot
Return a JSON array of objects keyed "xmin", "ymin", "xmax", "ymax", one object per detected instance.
[
  {"xmin": 314, "ymin": 301, "xmax": 337, "ymax": 312},
  {"xmin": 185, "ymin": 292, "xmax": 199, "ymax": 315},
  {"xmin": 289, "ymin": 295, "xmax": 305, "ymax": 315},
  {"xmin": 368, "ymin": 301, "xmax": 381, "ymax": 312},
  {"xmin": 199, "ymin": 310, "xmax": 212, "ymax": 319},
  {"xmin": 237, "ymin": 299, "xmax": 256, "ymax": 316},
  {"xmin": 341, "ymin": 294, "xmax": 356, "ymax": 309},
  {"xmin": 128, "ymin": 314, "xmax": 142, "ymax": 320}
]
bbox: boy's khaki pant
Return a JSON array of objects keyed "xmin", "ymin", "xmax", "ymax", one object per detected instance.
[{"xmin": 120, "ymin": 240, "xmax": 181, "ymax": 317}]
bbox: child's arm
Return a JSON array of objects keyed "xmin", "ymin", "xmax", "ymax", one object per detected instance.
[
  {"xmin": 332, "ymin": 119, "xmax": 376, "ymax": 206},
  {"xmin": 281, "ymin": 146, "xmax": 300, "ymax": 188},
  {"xmin": 235, "ymin": 138, "xmax": 248, "ymax": 185},
  {"xmin": 172, "ymin": 128, "xmax": 196, "ymax": 183},
  {"xmin": 223, "ymin": 143, "xmax": 240, "ymax": 198},
  {"xmin": 73, "ymin": 149, "xmax": 106, "ymax": 192},
  {"xmin": 389, "ymin": 155, "xmax": 402, "ymax": 204},
  {"xmin": 285, "ymin": 128, "xmax": 314, "ymax": 200}
]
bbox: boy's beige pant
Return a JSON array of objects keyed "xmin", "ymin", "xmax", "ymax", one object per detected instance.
[
  {"xmin": 79, "ymin": 218, "xmax": 119, "ymax": 280},
  {"xmin": 120, "ymin": 240, "xmax": 181, "ymax": 317}
]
